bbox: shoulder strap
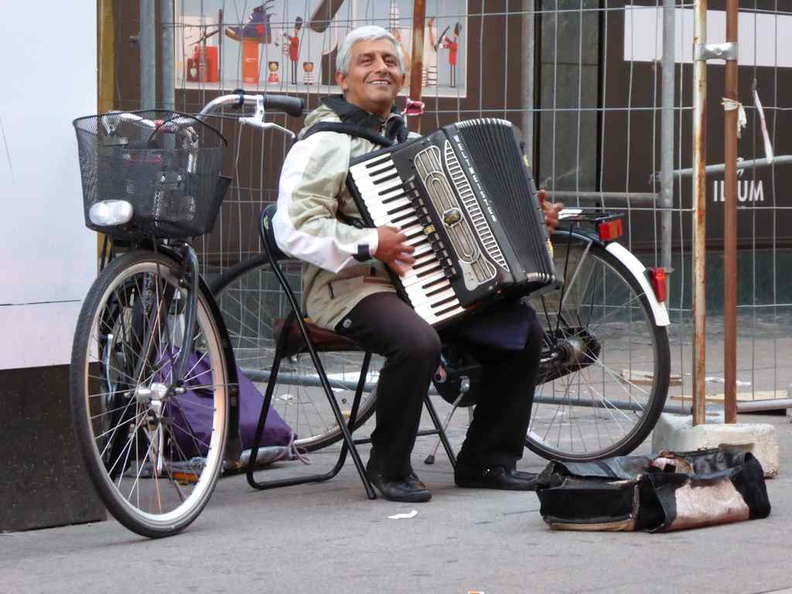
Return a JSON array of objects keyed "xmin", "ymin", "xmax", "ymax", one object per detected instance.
[{"xmin": 301, "ymin": 121, "xmax": 394, "ymax": 147}]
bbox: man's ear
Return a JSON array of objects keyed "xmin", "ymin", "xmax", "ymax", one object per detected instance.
[{"xmin": 335, "ymin": 70, "xmax": 348, "ymax": 92}]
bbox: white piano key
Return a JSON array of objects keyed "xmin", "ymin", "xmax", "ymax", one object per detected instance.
[
  {"xmin": 402, "ymin": 269, "xmax": 445, "ymax": 289},
  {"xmin": 405, "ymin": 233, "xmax": 430, "ymax": 247},
  {"xmin": 430, "ymin": 307, "xmax": 467, "ymax": 326},
  {"xmin": 402, "ymin": 271, "xmax": 447, "ymax": 296},
  {"xmin": 373, "ymin": 213, "xmax": 418, "ymax": 228},
  {"xmin": 353, "ymin": 175, "xmax": 403, "ymax": 193},
  {"xmin": 410, "ymin": 287, "xmax": 457, "ymax": 310},
  {"xmin": 350, "ymin": 158, "xmax": 393, "ymax": 176},
  {"xmin": 365, "ymin": 197, "xmax": 412, "ymax": 218},
  {"xmin": 411, "ymin": 252, "xmax": 437, "ymax": 268}
]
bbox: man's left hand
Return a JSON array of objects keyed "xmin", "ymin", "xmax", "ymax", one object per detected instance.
[{"xmin": 542, "ymin": 200, "xmax": 564, "ymax": 235}]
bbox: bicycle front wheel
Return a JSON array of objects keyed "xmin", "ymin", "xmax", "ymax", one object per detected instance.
[
  {"xmin": 527, "ymin": 238, "xmax": 670, "ymax": 461},
  {"xmin": 210, "ymin": 255, "xmax": 382, "ymax": 451},
  {"xmin": 70, "ymin": 250, "xmax": 229, "ymax": 538}
]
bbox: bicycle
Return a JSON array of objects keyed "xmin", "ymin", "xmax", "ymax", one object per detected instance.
[
  {"xmin": 70, "ymin": 92, "xmax": 303, "ymax": 538},
  {"xmin": 211, "ymin": 207, "xmax": 672, "ymax": 463}
]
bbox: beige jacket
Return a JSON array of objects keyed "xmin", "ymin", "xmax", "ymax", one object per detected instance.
[{"xmin": 272, "ymin": 103, "xmax": 402, "ymax": 330}]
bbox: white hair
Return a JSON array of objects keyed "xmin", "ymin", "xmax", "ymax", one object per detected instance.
[{"xmin": 335, "ymin": 25, "xmax": 405, "ymax": 75}]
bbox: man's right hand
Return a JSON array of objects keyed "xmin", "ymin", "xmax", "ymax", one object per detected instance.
[{"xmin": 374, "ymin": 226, "xmax": 416, "ymax": 276}]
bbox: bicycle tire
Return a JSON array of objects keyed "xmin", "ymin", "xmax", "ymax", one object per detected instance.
[
  {"xmin": 210, "ymin": 254, "xmax": 381, "ymax": 452},
  {"xmin": 526, "ymin": 238, "xmax": 670, "ymax": 461},
  {"xmin": 71, "ymin": 250, "xmax": 229, "ymax": 538}
]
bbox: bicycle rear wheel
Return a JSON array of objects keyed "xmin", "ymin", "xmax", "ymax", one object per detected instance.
[
  {"xmin": 210, "ymin": 255, "xmax": 382, "ymax": 452},
  {"xmin": 526, "ymin": 238, "xmax": 670, "ymax": 461},
  {"xmin": 71, "ymin": 250, "xmax": 229, "ymax": 538}
]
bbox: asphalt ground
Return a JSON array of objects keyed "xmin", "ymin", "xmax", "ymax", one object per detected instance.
[{"xmin": 1, "ymin": 406, "xmax": 790, "ymax": 594}]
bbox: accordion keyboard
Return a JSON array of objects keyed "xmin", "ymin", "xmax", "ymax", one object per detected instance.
[{"xmin": 349, "ymin": 154, "xmax": 467, "ymax": 325}]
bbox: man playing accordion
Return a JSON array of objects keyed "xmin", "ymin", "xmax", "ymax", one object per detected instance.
[{"xmin": 273, "ymin": 25, "xmax": 562, "ymax": 503}]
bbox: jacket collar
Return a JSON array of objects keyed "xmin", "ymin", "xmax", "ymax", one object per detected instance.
[{"xmin": 321, "ymin": 95, "xmax": 408, "ymax": 143}]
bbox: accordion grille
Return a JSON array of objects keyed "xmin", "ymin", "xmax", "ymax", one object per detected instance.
[{"xmin": 455, "ymin": 119, "xmax": 552, "ymax": 279}]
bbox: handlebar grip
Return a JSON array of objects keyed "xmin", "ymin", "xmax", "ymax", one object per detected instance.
[{"xmin": 263, "ymin": 95, "xmax": 305, "ymax": 117}]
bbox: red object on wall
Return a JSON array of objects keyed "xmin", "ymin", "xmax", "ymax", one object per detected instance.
[
  {"xmin": 187, "ymin": 45, "xmax": 219, "ymax": 83},
  {"xmin": 243, "ymin": 41, "xmax": 259, "ymax": 84}
]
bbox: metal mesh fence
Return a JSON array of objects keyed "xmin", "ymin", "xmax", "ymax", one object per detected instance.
[{"xmin": 105, "ymin": 0, "xmax": 792, "ymax": 412}]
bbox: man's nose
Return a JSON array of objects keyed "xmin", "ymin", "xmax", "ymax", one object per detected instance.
[{"xmin": 372, "ymin": 55, "xmax": 388, "ymax": 71}]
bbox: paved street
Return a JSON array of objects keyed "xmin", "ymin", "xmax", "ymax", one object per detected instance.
[{"xmin": 1, "ymin": 406, "xmax": 790, "ymax": 594}]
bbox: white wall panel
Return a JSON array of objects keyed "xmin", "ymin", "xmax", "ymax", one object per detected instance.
[{"xmin": 0, "ymin": 2, "xmax": 97, "ymax": 369}]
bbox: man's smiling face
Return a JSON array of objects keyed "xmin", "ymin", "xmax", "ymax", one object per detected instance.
[{"xmin": 336, "ymin": 38, "xmax": 404, "ymax": 118}]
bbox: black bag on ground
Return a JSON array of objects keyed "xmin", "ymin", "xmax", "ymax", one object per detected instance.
[{"xmin": 535, "ymin": 448, "xmax": 771, "ymax": 532}]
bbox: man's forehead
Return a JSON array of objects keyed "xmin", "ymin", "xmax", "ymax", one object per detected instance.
[{"xmin": 351, "ymin": 39, "xmax": 398, "ymax": 57}]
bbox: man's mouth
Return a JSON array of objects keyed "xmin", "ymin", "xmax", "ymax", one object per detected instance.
[{"xmin": 369, "ymin": 80, "xmax": 391, "ymax": 86}]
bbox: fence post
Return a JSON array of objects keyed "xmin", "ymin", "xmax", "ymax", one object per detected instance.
[
  {"xmin": 723, "ymin": 0, "xmax": 739, "ymax": 423},
  {"xmin": 161, "ymin": 0, "xmax": 175, "ymax": 111},
  {"xmin": 692, "ymin": 0, "xmax": 708, "ymax": 425},
  {"xmin": 409, "ymin": 0, "xmax": 426, "ymax": 133},
  {"xmin": 523, "ymin": 2, "xmax": 535, "ymax": 160},
  {"xmin": 140, "ymin": 0, "xmax": 156, "ymax": 109},
  {"xmin": 660, "ymin": 0, "xmax": 675, "ymax": 279}
]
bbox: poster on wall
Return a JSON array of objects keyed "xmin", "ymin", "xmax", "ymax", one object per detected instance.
[{"xmin": 175, "ymin": 0, "xmax": 468, "ymax": 97}]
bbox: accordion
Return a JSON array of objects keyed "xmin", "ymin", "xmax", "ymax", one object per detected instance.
[{"xmin": 346, "ymin": 118, "xmax": 555, "ymax": 327}]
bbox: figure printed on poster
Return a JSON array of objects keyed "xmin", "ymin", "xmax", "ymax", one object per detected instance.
[
  {"xmin": 175, "ymin": 0, "xmax": 467, "ymax": 96},
  {"xmin": 283, "ymin": 17, "xmax": 303, "ymax": 85},
  {"xmin": 423, "ymin": 17, "xmax": 438, "ymax": 88},
  {"xmin": 440, "ymin": 22, "xmax": 462, "ymax": 88}
]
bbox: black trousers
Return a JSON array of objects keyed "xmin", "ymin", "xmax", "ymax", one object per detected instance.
[{"xmin": 335, "ymin": 292, "xmax": 543, "ymax": 478}]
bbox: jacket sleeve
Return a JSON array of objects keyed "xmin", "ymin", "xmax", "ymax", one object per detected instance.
[{"xmin": 272, "ymin": 131, "xmax": 379, "ymax": 274}]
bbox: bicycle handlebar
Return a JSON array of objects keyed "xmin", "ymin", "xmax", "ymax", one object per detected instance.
[{"xmin": 197, "ymin": 91, "xmax": 304, "ymax": 119}]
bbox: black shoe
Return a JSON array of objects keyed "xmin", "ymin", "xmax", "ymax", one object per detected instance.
[
  {"xmin": 367, "ymin": 469, "xmax": 432, "ymax": 502},
  {"xmin": 454, "ymin": 465, "xmax": 538, "ymax": 491}
]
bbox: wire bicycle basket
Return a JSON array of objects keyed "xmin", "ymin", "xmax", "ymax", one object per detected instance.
[{"xmin": 73, "ymin": 110, "xmax": 230, "ymax": 239}]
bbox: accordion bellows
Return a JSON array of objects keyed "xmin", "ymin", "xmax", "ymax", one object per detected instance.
[{"xmin": 536, "ymin": 448, "xmax": 771, "ymax": 532}]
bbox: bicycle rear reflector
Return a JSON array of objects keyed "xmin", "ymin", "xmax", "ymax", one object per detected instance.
[
  {"xmin": 648, "ymin": 267, "xmax": 667, "ymax": 303},
  {"xmin": 597, "ymin": 218, "xmax": 623, "ymax": 241}
]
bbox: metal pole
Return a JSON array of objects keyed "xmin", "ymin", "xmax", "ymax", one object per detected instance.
[
  {"xmin": 669, "ymin": 155, "xmax": 792, "ymax": 178},
  {"xmin": 660, "ymin": 0, "xmax": 676, "ymax": 277},
  {"xmin": 98, "ymin": 0, "xmax": 115, "ymax": 113},
  {"xmin": 409, "ymin": 0, "xmax": 426, "ymax": 133},
  {"xmin": 692, "ymin": 0, "xmax": 707, "ymax": 425},
  {"xmin": 723, "ymin": 0, "xmax": 739, "ymax": 423},
  {"xmin": 161, "ymin": 0, "xmax": 175, "ymax": 110},
  {"xmin": 140, "ymin": 0, "xmax": 156, "ymax": 109},
  {"xmin": 523, "ymin": 1, "xmax": 535, "ymax": 156}
]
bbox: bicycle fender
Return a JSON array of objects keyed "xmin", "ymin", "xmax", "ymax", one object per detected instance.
[{"xmin": 605, "ymin": 242, "xmax": 670, "ymax": 327}]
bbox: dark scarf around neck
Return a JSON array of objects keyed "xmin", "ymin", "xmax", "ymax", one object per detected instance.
[{"xmin": 321, "ymin": 95, "xmax": 408, "ymax": 143}]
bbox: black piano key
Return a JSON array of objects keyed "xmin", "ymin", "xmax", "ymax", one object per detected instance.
[
  {"xmin": 433, "ymin": 303, "xmax": 462, "ymax": 318},
  {"xmin": 378, "ymin": 183, "xmax": 407, "ymax": 196},
  {"xmin": 431, "ymin": 295, "xmax": 458, "ymax": 310},
  {"xmin": 413, "ymin": 257, "xmax": 438, "ymax": 271},
  {"xmin": 423, "ymin": 276, "xmax": 448, "ymax": 290},
  {"xmin": 387, "ymin": 203, "xmax": 414, "ymax": 216},
  {"xmin": 392, "ymin": 212, "xmax": 418, "ymax": 225},
  {"xmin": 417, "ymin": 264, "xmax": 442, "ymax": 278},
  {"xmin": 381, "ymin": 192, "xmax": 408, "ymax": 204},
  {"xmin": 426, "ymin": 284, "xmax": 451, "ymax": 298},
  {"xmin": 367, "ymin": 161, "xmax": 396, "ymax": 176},
  {"xmin": 364, "ymin": 154, "xmax": 393, "ymax": 170},
  {"xmin": 370, "ymin": 171, "xmax": 402, "ymax": 186}
]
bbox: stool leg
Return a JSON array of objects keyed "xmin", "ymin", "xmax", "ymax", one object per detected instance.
[{"xmin": 421, "ymin": 394, "xmax": 457, "ymax": 468}]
